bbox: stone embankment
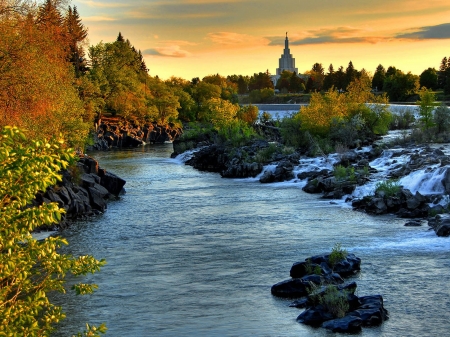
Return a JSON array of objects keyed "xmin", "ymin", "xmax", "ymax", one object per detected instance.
[
  {"xmin": 34, "ymin": 155, "xmax": 126, "ymax": 229},
  {"xmin": 272, "ymin": 253, "xmax": 388, "ymax": 333},
  {"xmin": 89, "ymin": 116, "xmax": 182, "ymax": 150}
]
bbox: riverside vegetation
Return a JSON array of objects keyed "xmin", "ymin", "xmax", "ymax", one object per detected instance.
[{"xmin": 1, "ymin": 0, "xmax": 450, "ymax": 335}]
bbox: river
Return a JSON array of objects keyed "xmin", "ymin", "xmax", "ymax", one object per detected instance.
[{"xmin": 52, "ymin": 144, "xmax": 450, "ymax": 337}]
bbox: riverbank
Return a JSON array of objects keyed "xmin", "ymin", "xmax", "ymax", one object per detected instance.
[{"xmin": 33, "ymin": 155, "xmax": 126, "ymax": 236}]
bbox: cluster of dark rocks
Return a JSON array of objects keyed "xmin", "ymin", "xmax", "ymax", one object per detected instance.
[
  {"xmin": 88, "ymin": 116, "xmax": 182, "ymax": 150},
  {"xmin": 33, "ymin": 155, "xmax": 126, "ymax": 229},
  {"xmin": 173, "ymin": 130, "xmax": 450, "ymax": 236},
  {"xmin": 271, "ymin": 253, "xmax": 389, "ymax": 333}
]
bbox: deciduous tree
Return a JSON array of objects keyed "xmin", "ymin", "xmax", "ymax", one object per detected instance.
[{"xmin": 0, "ymin": 126, "xmax": 106, "ymax": 336}]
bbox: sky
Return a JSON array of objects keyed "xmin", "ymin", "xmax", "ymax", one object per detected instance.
[{"xmin": 72, "ymin": 0, "xmax": 450, "ymax": 80}]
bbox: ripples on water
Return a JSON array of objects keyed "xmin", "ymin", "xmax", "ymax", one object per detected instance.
[{"xmin": 52, "ymin": 144, "xmax": 450, "ymax": 337}]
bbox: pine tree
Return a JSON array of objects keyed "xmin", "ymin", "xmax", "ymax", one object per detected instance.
[
  {"xmin": 345, "ymin": 61, "xmax": 357, "ymax": 89},
  {"xmin": 65, "ymin": 5, "xmax": 88, "ymax": 75},
  {"xmin": 372, "ymin": 64, "xmax": 386, "ymax": 91},
  {"xmin": 438, "ymin": 56, "xmax": 448, "ymax": 89}
]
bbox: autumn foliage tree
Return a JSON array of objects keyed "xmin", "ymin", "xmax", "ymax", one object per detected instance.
[{"xmin": 0, "ymin": 0, "xmax": 91, "ymax": 148}]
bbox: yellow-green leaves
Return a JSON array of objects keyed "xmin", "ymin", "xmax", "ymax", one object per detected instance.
[{"xmin": 0, "ymin": 127, "xmax": 105, "ymax": 336}]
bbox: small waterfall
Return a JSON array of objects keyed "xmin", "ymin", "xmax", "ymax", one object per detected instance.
[{"xmin": 399, "ymin": 167, "xmax": 447, "ymax": 195}]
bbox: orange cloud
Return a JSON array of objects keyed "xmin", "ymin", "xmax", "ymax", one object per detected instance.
[
  {"xmin": 208, "ymin": 32, "xmax": 269, "ymax": 46},
  {"xmin": 143, "ymin": 41, "xmax": 196, "ymax": 58}
]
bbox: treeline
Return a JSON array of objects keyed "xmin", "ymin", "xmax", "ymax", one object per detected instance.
[
  {"xmin": 2, "ymin": 0, "xmax": 450, "ymax": 150},
  {"xmin": 277, "ymin": 59, "xmax": 450, "ymax": 102}
]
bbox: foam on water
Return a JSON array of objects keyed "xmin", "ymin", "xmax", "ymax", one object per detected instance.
[{"xmin": 399, "ymin": 167, "xmax": 446, "ymax": 195}]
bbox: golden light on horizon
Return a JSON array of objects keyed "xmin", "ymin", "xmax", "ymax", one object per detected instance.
[{"xmin": 74, "ymin": 0, "xmax": 450, "ymax": 80}]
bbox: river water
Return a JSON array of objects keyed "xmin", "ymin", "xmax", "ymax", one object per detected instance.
[{"xmin": 52, "ymin": 144, "xmax": 450, "ymax": 337}]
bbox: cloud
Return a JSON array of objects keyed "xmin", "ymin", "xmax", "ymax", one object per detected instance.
[
  {"xmin": 143, "ymin": 41, "xmax": 195, "ymax": 58},
  {"xmin": 267, "ymin": 27, "xmax": 387, "ymax": 46},
  {"xmin": 78, "ymin": 0, "xmax": 130, "ymax": 8},
  {"xmin": 396, "ymin": 23, "xmax": 450, "ymax": 40},
  {"xmin": 207, "ymin": 32, "xmax": 269, "ymax": 46},
  {"xmin": 82, "ymin": 16, "xmax": 116, "ymax": 22}
]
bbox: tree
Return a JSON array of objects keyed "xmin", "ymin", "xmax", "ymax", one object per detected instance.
[
  {"xmin": 334, "ymin": 66, "xmax": 346, "ymax": 91},
  {"xmin": 202, "ymin": 97, "xmax": 239, "ymax": 128},
  {"xmin": 383, "ymin": 70, "xmax": 419, "ymax": 101},
  {"xmin": 290, "ymin": 72, "xmax": 305, "ymax": 93},
  {"xmin": 419, "ymin": 68, "xmax": 438, "ymax": 90},
  {"xmin": 312, "ymin": 63, "xmax": 325, "ymax": 75},
  {"xmin": 248, "ymin": 72, "xmax": 274, "ymax": 91},
  {"xmin": 237, "ymin": 105, "xmax": 258, "ymax": 125},
  {"xmin": 372, "ymin": 64, "xmax": 386, "ymax": 91},
  {"xmin": 438, "ymin": 56, "xmax": 448, "ymax": 89},
  {"xmin": 417, "ymin": 88, "xmax": 437, "ymax": 132},
  {"xmin": 147, "ymin": 78, "xmax": 180, "ymax": 124},
  {"xmin": 0, "ymin": 126, "xmax": 106, "ymax": 336},
  {"xmin": 0, "ymin": 8, "xmax": 91, "ymax": 147},
  {"xmin": 345, "ymin": 61, "xmax": 358, "ymax": 89},
  {"xmin": 323, "ymin": 64, "xmax": 335, "ymax": 90},
  {"xmin": 65, "ymin": 5, "xmax": 88, "ymax": 75}
]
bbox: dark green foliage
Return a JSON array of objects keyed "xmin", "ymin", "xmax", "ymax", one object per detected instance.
[
  {"xmin": 434, "ymin": 104, "xmax": 450, "ymax": 134},
  {"xmin": 279, "ymin": 115, "xmax": 306, "ymax": 148},
  {"xmin": 216, "ymin": 119, "xmax": 257, "ymax": 147},
  {"xmin": 375, "ymin": 179, "xmax": 401, "ymax": 197},
  {"xmin": 383, "ymin": 70, "xmax": 420, "ymax": 101},
  {"xmin": 420, "ymin": 68, "xmax": 438, "ymax": 90},
  {"xmin": 372, "ymin": 64, "xmax": 386, "ymax": 91},
  {"xmin": 328, "ymin": 243, "xmax": 348, "ymax": 268}
]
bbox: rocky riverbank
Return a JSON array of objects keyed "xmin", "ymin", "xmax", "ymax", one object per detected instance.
[
  {"xmin": 33, "ymin": 155, "xmax": 126, "ymax": 231},
  {"xmin": 88, "ymin": 116, "xmax": 182, "ymax": 150},
  {"xmin": 172, "ymin": 131, "xmax": 450, "ymax": 237}
]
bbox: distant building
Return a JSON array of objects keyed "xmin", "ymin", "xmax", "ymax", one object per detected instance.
[
  {"xmin": 271, "ymin": 33, "xmax": 307, "ymax": 87},
  {"xmin": 277, "ymin": 32, "xmax": 298, "ymax": 75}
]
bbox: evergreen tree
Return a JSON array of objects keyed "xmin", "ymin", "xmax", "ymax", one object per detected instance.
[
  {"xmin": 372, "ymin": 64, "xmax": 386, "ymax": 91},
  {"xmin": 345, "ymin": 61, "xmax": 357, "ymax": 89},
  {"xmin": 117, "ymin": 31, "xmax": 125, "ymax": 42},
  {"xmin": 335, "ymin": 66, "xmax": 346, "ymax": 91},
  {"xmin": 65, "ymin": 5, "xmax": 88, "ymax": 75},
  {"xmin": 323, "ymin": 63, "xmax": 335, "ymax": 90}
]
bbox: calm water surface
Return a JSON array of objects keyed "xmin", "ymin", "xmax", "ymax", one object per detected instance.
[{"xmin": 53, "ymin": 144, "xmax": 450, "ymax": 337}]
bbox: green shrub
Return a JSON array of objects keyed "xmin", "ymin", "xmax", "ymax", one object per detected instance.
[
  {"xmin": 375, "ymin": 179, "xmax": 401, "ymax": 197},
  {"xmin": 254, "ymin": 143, "xmax": 278, "ymax": 163},
  {"xmin": 333, "ymin": 165, "xmax": 356, "ymax": 182},
  {"xmin": 321, "ymin": 286, "xmax": 349, "ymax": 318},
  {"xmin": 279, "ymin": 114, "xmax": 307, "ymax": 148},
  {"xmin": 434, "ymin": 104, "xmax": 450, "ymax": 134},
  {"xmin": 217, "ymin": 119, "xmax": 257, "ymax": 147},
  {"xmin": 328, "ymin": 243, "xmax": 348, "ymax": 267},
  {"xmin": 334, "ymin": 165, "xmax": 348, "ymax": 181}
]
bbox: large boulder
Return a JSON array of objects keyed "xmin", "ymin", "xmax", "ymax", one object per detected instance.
[
  {"xmin": 429, "ymin": 214, "xmax": 450, "ymax": 237},
  {"xmin": 322, "ymin": 315, "xmax": 362, "ymax": 333},
  {"xmin": 99, "ymin": 170, "xmax": 126, "ymax": 196}
]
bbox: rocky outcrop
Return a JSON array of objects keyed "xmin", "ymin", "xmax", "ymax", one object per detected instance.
[
  {"xmin": 89, "ymin": 116, "xmax": 182, "ymax": 150},
  {"xmin": 34, "ymin": 155, "xmax": 126, "ymax": 229},
  {"xmin": 428, "ymin": 214, "xmax": 450, "ymax": 236},
  {"xmin": 351, "ymin": 188, "xmax": 431, "ymax": 218},
  {"xmin": 272, "ymin": 252, "xmax": 388, "ymax": 333}
]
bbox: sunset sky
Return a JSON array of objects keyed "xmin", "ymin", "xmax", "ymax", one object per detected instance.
[{"xmin": 73, "ymin": 0, "xmax": 450, "ymax": 80}]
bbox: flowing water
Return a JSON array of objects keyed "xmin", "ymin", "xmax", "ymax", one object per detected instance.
[{"xmin": 52, "ymin": 144, "xmax": 450, "ymax": 337}]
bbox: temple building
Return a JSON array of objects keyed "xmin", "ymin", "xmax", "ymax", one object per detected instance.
[
  {"xmin": 271, "ymin": 33, "xmax": 306, "ymax": 87},
  {"xmin": 276, "ymin": 32, "xmax": 298, "ymax": 75}
]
